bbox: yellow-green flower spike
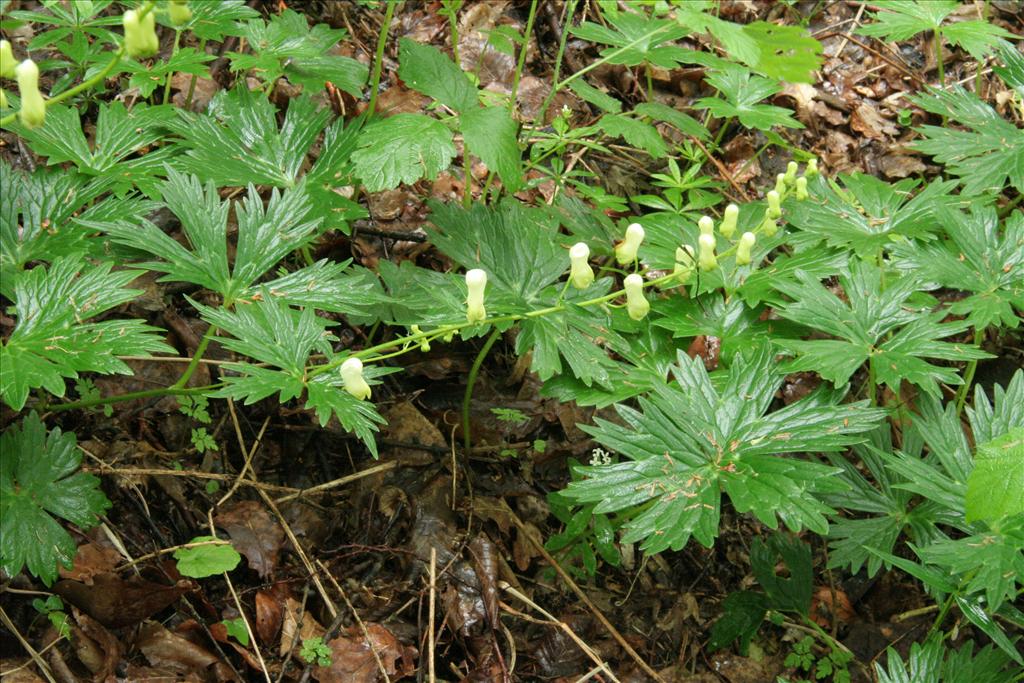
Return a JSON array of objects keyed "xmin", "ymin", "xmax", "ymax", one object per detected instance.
[
  {"xmin": 569, "ymin": 242, "xmax": 595, "ymax": 289},
  {"xmin": 623, "ymin": 274, "xmax": 650, "ymax": 321},
  {"xmin": 15, "ymin": 60, "xmax": 45, "ymax": 129},
  {"xmin": 796, "ymin": 176, "xmax": 809, "ymax": 201},
  {"xmin": 761, "ymin": 216, "xmax": 778, "ymax": 237},
  {"xmin": 614, "ymin": 222, "xmax": 644, "ymax": 265},
  {"xmin": 168, "ymin": 0, "xmax": 192, "ymax": 26},
  {"xmin": 784, "ymin": 160, "xmax": 799, "ymax": 186},
  {"xmin": 698, "ymin": 215, "xmax": 714, "ymax": 237},
  {"xmin": 0, "ymin": 40, "xmax": 16, "ymax": 78},
  {"xmin": 719, "ymin": 204, "xmax": 739, "ymax": 239},
  {"xmin": 698, "ymin": 234, "xmax": 717, "ymax": 271},
  {"xmin": 766, "ymin": 190, "xmax": 781, "ymax": 219},
  {"xmin": 340, "ymin": 357, "xmax": 372, "ymax": 400},
  {"xmin": 465, "ymin": 268, "xmax": 487, "ymax": 323},
  {"xmin": 736, "ymin": 232, "xmax": 756, "ymax": 265}
]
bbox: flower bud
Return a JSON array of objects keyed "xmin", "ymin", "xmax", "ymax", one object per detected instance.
[
  {"xmin": 795, "ymin": 176, "xmax": 808, "ymax": 201},
  {"xmin": 0, "ymin": 40, "xmax": 16, "ymax": 78},
  {"xmin": 673, "ymin": 245, "xmax": 695, "ymax": 283},
  {"xmin": 698, "ymin": 233, "xmax": 717, "ymax": 271},
  {"xmin": 775, "ymin": 173, "xmax": 786, "ymax": 196},
  {"xmin": 465, "ymin": 268, "xmax": 487, "ymax": 323},
  {"xmin": 615, "ymin": 222, "xmax": 644, "ymax": 265},
  {"xmin": 123, "ymin": 9, "xmax": 159, "ymax": 58},
  {"xmin": 569, "ymin": 242, "xmax": 594, "ymax": 289},
  {"xmin": 410, "ymin": 324, "xmax": 430, "ymax": 352},
  {"xmin": 623, "ymin": 273, "xmax": 649, "ymax": 321},
  {"xmin": 766, "ymin": 190, "xmax": 781, "ymax": 219},
  {"xmin": 340, "ymin": 357, "xmax": 371, "ymax": 400},
  {"xmin": 15, "ymin": 60, "xmax": 45, "ymax": 129},
  {"xmin": 761, "ymin": 215, "xmax": 778, "ymax": 237},
  {"xmin": 698, "ymin": 215, "xmax": 714, "ymax": 237},
  {"xmin": 719, "ymin": 203, "xmax": 739, "ymax": 239},
  {"xmin": 736, "ymin": 232, "xmax": 756, "ymax": 266},
  {"xmin": 168, "ymin": 0, "xmax": 192, "ymax": 26},
  {"xmin": 784, "ymin": 160, "xmax": 799, "ymax": 186},
  {"xmin": 805, "ymin": 158, "xmax": 818, "ymax": 177},
  {"xmin": 0, "ymin": 89, "xmax": 7, "ymax": 109}
]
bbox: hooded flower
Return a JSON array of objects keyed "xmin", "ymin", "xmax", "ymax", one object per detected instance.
[
  {"xmin": 736, "ymin": 232, "xmax": 756, "ymax": 266},
  {"xmin": 15, "ymin": 60, "xmax": 45, "ymax": 129},
  {"xmin": 719, "ymin": 204, "xmax": 739, "ymax": 239},
  {"xmin": 569, "ymin": 242, "xmax": 594, "ymax": 289},
  {"xmin": 698, "ymin": 234, "xmax": 717, "ymax": 271},
  {"xmin": 0, "ymin": 40, "xmax": 16, "ymax": 78},
  {"xmin": 340, "ymin": 357, "xmax": 371, "ymax": 400},
  {"xmin": 123, "ymin": 8, "xmax": 159, "ymax": 58},
  {"xmin": 614, "ymin": 223, "xmax": 644, "ymax": 265},
  {"xmin": 623, "ymin": 274, "xmax": 649, "ymax": 321},
  {"xmin": 465, "ymin": 269, "xmax": 487, "ymax": 323}
]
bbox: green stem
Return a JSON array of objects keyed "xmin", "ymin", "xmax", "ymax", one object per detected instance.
[
  {"xmin": 310, "ymin": 270, "xmax": 684, "ymax": 380},
  {"xmin": 799, "ymin": 614, "xmax": 854, "ymax": 657},
  {"xmin": 997, "ymin": 192, "xmax": 1023, "ymax": 218},
  {"xmin": 46, "ymin": 384, "xmax": 216, "ymax": 413},
  {"xmin": 935, "ymin": 30, "xmax": 945, "ymax": 88},
  {"xmin": 366, "ymin": 0, "xmax": 397, "ymax": 118},
  {"xmin": 929, "ymin": 591, "xmax": 959, "ymax": 636},
  {"xmin": 446, "ymin": 2, "xmax": 461, "ymax": 71},
  {"xmin": 533, "ymin": 0, "xmax": 577, "ymax": 126},
  {"xmin": 463, "ymin": 149, "xmax": 473, "ymax": 207},
  {"xmin": 711, "ymin": 115, "xmax": 733, "ymax": 152},
  {"xmin": 462, "ymin": 327, "xmax": 501, "ymax": 451},
  {"xmin": 955, "ymin": 327, "xmax": 985, "ymax": 415},
  {"xmin": 163, "ymin": 29, "xmax": 182, "ymax": 105},
  {"xmin": 509, "ymin": 0, "xmax": 538, "ymax": 113},
  {"xmin": 173, "ymin": 326, "xmax": 218, "ymax": 389},
  {"xmin": 867, "ymin": 355, "xmax": 877, "ymax": 406},
  {"xmin": 183, "ymin": 38, "xmax": 207, "ymax": 111}
]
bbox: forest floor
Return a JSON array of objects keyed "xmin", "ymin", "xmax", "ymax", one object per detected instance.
[{"xmin": 1, "ymin": 1, "xmax": 1023, "ymax": 682}]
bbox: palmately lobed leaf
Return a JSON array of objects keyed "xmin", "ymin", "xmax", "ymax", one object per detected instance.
[
  {"xmin": 0, "ymin": 413, "xmax": 111, "ymax": 585},
  {"xmin": 773, "ymin": 259, "xmax": 992, "ymax": 397},
  {"xmin": 350, "ymin": 114, "xmax": 457, "ymax": 192},
  {"xmin": 563, "ymin": 344, "xmax": 886, "ymax": 552},
  {"xmin": 0, "ymin": 258, "xmax": 175, "ymax": 410}
]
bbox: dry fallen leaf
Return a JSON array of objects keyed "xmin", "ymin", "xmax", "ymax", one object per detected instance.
[
  {"xmin": 59, "ymin": 542, "xmax": 123, "ymax": 585},
  {"xmin": 215, "ymin": 501, "xmax": 286, "ymax": 578},
  {"xmin": 279, "ymin": 597, "xmax": 324, "ymax": 658},
  {"xmin": 136, "ymin": 621, "xmax": 220, "ymax": 674},
  {"xmin": 851, "ymin": 102, "xmax": 899, "ymax": 140},
  {"xmin": 53, "ymin": 573, "xmax": 191, "ymax": 629},
  {"xmin": 312, "ymin": 623, "xmax": 415, "ymax": 683}
]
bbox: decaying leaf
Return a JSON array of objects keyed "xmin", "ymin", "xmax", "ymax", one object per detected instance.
[
  {"xmin": 214, "ymin": 501, "xmax": 286, "ymax": 578},
  {"xmin": 312, "ymin": 623, "xmax": 415, "ymax": 683}
]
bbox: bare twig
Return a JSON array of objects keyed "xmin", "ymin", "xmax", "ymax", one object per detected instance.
[
  {"xmin": 0, "ymin": 605, "xmax": 57, "ymax": 683},
  {"xmin": 501, "ymin": 501, "xmax": 666, "ymax": 682}
]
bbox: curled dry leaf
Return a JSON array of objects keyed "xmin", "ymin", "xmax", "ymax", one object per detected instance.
[
  {"xmin": 850, "ymin": 102, "xmax": 899, "ymax": 140},
  {"xmin": 810, "ymin": 585, "xmax": 856, "ymax": 627},
  {"xmin": 214, "ymin": 500, "xmax": 286, "ymax": 578},
  {"xmin": 59, "ymin": 542, "xmax": 123, "ymax": 585},
  {"xmin": 255, "ymin": 589, "xmax": 284, "ymax": 645},
  {"xmin": 279, "ymin": 597, "xmax": 324, "ymax": 658},
  {"xmin": 312, "ymin": 623, "xmax": 416, "ymax": 683},
  {"xmin": 69, "ymin": 609, "xmax": 121, "ymax": 680},
  {"xmin": 136, "ymin": 621, "xmax": 220, "ymax": 674}
]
